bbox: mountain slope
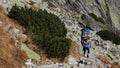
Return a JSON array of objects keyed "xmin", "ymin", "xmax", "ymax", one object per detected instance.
[
  {"xmin": 0, "ymin": 26, "xmax": 27, "ymax": 68},
  {"xmin": 0, "ymin": 0, "xmax": 120, "ymax": 68},
  {"xmin": 0, "ymin": 9, "xmax": 28, "ymax": 68}
]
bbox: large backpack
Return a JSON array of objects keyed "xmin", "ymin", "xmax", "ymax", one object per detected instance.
[
  {"xmin": 84, "ymin": 28, "xmax": 90, "ymax": 35},
  {"xmin": 81, "ymin": 29, "xmax": 85, "ymax": 36},
  {"xmin": 81, "ymin": 27, "xmax": 90, "ymax": 36}
]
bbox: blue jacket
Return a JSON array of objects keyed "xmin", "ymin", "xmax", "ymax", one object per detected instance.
[{"xmin": 83, "ymin": 41, "xmax": 90, "ymax": 47}]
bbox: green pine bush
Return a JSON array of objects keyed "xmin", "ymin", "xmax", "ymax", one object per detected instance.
[
  {"xmin": 88, "ymin": 13, "xmax": 105, "ymax": 24},
  {"xmin": 9, "ymin": 5, "xmax": 71, "ymax": 60},
  {"xmin": 97, "ymin": 30, "xmax": 120, "ymax": 45}
]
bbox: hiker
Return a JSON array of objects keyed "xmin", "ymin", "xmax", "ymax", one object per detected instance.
[
  {"xmin": 81, "ymin": 26, "xmax": 91, "ymax": 46},
  {"xmin": 83, "ymin": 38, "xmax": 91, "ymax": 58}
]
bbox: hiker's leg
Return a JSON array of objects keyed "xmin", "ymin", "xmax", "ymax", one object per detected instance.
[
  {"xmin": 87, "ymin": 47, "xmax": 90, "ymax": 54},
  {"xmin": 86, "ymin": 47, "xmax": 90, "ymax": 58},
  {"xmin": 83, "ymin": 47, "xmax": 86, "ymax": 56}
]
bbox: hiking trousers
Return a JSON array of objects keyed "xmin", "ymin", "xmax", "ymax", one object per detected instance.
[{"xmin": 83, "ymin": 46, "xmax": 90, "ymax": 55}]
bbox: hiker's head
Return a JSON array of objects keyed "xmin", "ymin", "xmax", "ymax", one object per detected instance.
[{"xmin": 84, "ymin": 39, "xmax": 87, "ymax": 42}]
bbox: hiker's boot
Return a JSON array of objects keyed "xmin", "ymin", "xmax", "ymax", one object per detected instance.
[{"xmin": 87, "ymin": 54, "xmax": 89, "ymax": 58}]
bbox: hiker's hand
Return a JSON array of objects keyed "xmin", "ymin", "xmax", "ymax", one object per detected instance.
[{"xmin": 88, "ymin": 46, "xmax": 91, "ymax": 48}]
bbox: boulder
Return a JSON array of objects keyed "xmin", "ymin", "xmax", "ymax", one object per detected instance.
[
  {"xmin": 4, "ymin": 24, "xmax": 12, "ymax": 31},
  {"xmin": 118, "ymin": 45, "xmax": 120, "ymax": 49},
  {"xmin": 68, "ymin": 55, "xmax": 77, "ymax": 65},
  {"xmin": 20, "ymin": 43, "xmax": 40, "ymax": 63},
  {"xmin": 9, "ymin": 28, "xmax": 20, "ymax": 36},
  {"xmin": 16, "ymin": 34, "xmax": 27, "ymax": 42}
]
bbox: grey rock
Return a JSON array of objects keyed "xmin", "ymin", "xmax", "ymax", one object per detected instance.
[
  {"xmin": 118, "ymin": 45, "xmax": 120, "ymax": 49},
  {"xmin": 17, "ymin": 34, "xmax": 27, "ymax": 39},
  {"xmin": 107, "ymin": 52, "xmax": 116, "ymax": 60},
  {"xmin": 68, "ymin": 55, "xmax": 77, "ymax": 65},
  {"xmin": 9, "ymin": 28, "xmax": 20, "ymax": 36}
]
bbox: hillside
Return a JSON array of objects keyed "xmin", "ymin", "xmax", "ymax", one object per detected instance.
[
  {"xmin": 0, "ymin": 7, "xmax": 41, "ymax": 68},
  {"xmin": 0, "ymin": 0, "xmax": 120, "ymax": 68},
  {"xmin": 0, "ymin": 20, "xmax": 27, "ymax": 68},
  {"xmin": 0, "ymin": 6, "xmax": 29, "ymax": 67}
]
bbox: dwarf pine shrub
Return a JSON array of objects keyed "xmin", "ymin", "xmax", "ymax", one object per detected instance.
[
  {"xmin": 9, "ymin": 5, "xmax": 71, "ymax": 60},
  {"xmin": 97, "ymin": 30, "xmax": 120, "ymax": 45}
]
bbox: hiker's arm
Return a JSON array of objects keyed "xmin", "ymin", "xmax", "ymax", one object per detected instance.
[
  {"xmin": 89, "ymin": 40, "xmax": 92, "ymax": 47},
  {"xmin": 90, "ymin": 40, "xmax": 92, "ymax": 45}
]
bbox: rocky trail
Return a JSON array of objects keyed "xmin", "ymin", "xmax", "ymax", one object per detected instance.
[
  {"xmin": 34, "ymin": 18, "xmax": 120, "ymax": 68},
  {"xmin": 35, "ymin": 31, "xmax": 120, "ymax": 68},
  {"xmin": 23, "ymin": 25, "xmax": 115, "ymax": 68}
]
